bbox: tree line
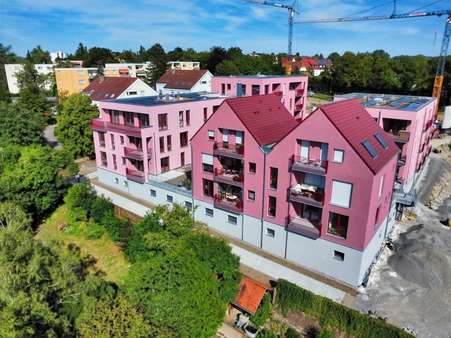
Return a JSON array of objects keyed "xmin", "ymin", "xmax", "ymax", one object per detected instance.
[{"xmin": 310, "ymin": 50, "xmax": 451, "ymax": 106}]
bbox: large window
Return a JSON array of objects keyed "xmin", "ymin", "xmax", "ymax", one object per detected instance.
[
  {"xmin": 124, "ymin": 112, "xmax": 134, "ymax": 126},
  {"xmin": 111, "ymin": 110, "xmax": 120, "ymax": 124},
  {"xmin": 328, "ymin": 212, "xmax": 349, "ymax": 239},
  {"xmin": 268, "ymin": 196, "xmax": 277, "ymax": 217},
  {"xmin": 138, "ymin": 114, "xmax": 149, "ymax": 128},
  {"xmin": 179, "ymin": 111, "xmax": 184, "ymax": 127},
  {"xmin": 252, "ymin": 85, "xmax": 260, "ymax": 95},
  {"xmin": 202, "ymin": 154, "xmax": 213, "ymax": 173},
  {"xmin": 180, "ymin": 131, "xmax": 188, "ymax": 147},
  {"xmin": 203, "ymin": 179, "xmax": 214, "ymax": 197},
  {"xmin": 330, "ymin": 180, "xmax": 352, "ymax": 208},
  {"xmin": 158, "ymin": 114, "xmax": 168, "ymax": 130},
  {"xmin": 249, "ymin": 162, "xmax": 256, "ymax": 174},
  {"xmin": 98, "ymin": 132, "xmax": 106, "ymax": 147},
  {"xmin": 362, "ymin": 139, "xmax": 377, "ymax": 159},
  {"xmin": 203, "ymin": 107, "xmax": 208, "ymax": 121},
  {"xmin": 333, "ymin": 149, "xmax": 344, "ymax": 163},
  {"xmin": 167, "ymin": 135, "xmax": 172, "ymax": 151},
  {"xmin": 186, "ymin": 110, "xmax": 190, "ymax": 126},
  {"xmin": 269, "ymin": 167, "xmax": 278, "ymax": 189},
  {"xmin": 159, "ymin": 136, "xmax": 165, "ymax": 153}
]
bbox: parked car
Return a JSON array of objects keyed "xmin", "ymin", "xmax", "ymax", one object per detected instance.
[{"xmin": 308, "ymin": 90, "xmax": 315, "ymax": 96}]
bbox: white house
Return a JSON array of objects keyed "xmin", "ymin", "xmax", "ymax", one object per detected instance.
[
  {"xmin": 82, "ymin": 76, "xmax": 157, "ymax": 103},
  {"xmin": 168, "ymin": 61, "xmax": 200, "ymax": 70},
  {"xmin": 4, "ymin": 64, "xmax": 54, "ymax": 94},
  {"xmin": 104, "ymin": 62, "xmax": 153, "ymax": 78},
  {"xmin": 156, "ymin": 69, "xmax": 212, "ymax": 95}
]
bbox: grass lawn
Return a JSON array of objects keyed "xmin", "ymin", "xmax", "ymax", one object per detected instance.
[
  {"xmin": 311, "ymin": 92, "xmax": 333, "ymax": 101},
  {"xmin": 36, "ymin": 205, "xmax": 130, "ymax": 284}
]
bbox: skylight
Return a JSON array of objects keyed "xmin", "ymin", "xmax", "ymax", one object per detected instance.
[
  {"xmin": 374, "ymin": 132, "xmax": 388, "ymax": 149},
  {"xmin": 362, "ymin": 140, "xmax": 378, "ymax": 159}
]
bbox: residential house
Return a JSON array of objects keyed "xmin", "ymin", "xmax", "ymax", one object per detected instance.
[
  {"xmin": 82, "ymin": 77, "xmax": 157, "ymax": 103},
  {"xmin": 156, "ymin": 69, "xmax": 213, "ymax": 94},
  {"xmin": 4, "ymin": 63, "xmax": 54, "ymax": 94},
  {"xmin": 191, "ymin": 95, "xmax": 398, "ymax": 287},
  {"xmin": 168, "ymin": 61, "xmax": 200, "ymax": 70},
  {"xmin": 211, "ymin": 75, "xmax": 308, "ymax": 118},
  {"xmin": 104, "ymin": 63, "xmax": 152, "ymax": 78},
  {"xmin": 54, "ymin": 67, "xmax": 98, "ymax": 95}
]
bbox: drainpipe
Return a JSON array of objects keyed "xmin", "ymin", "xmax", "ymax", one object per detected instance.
[
  {"xmin": 260, "ymin": 151, "xmax": 267, "ymax": 249},
  {"xmin": 190, "ymin": 145, "xmax": 195, "ymax": 224},
  {"xmin": 152, "ymin": 132, "xmax": 157, "ymax": 176},
  {"xmin": 385, "ymin": 158, "xmax": 397, "ymax": 240}
]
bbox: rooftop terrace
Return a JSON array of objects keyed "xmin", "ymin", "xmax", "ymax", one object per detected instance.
[
  {"xmin": 103, "ymin": 92, "xmax": 223, "ymax": 107},
  {"xmin": 335, "ymin": 93, "xmax": 435, "ymax": 112},
  {"xmin": 213, "ymin": 74, "xmax": 307, "ymax": 79}
]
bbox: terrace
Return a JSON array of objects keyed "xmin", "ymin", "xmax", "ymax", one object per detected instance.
[
  {"xmin": 213, "ymin": 141, "xmax": 244, "ymax": 160},
  {"xmin": 291, "ymin": 155, "xmax": 327, "ymax": 176},
  {"xmin": 288, "ymin": 184, "xmax": 324, "ymax": 208},
  {"xmin": 286, "ymin": 215, "xmax": 321, "ymax": 240}
]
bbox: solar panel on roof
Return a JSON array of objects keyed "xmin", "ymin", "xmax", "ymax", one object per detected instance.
[
  {"xmin": 362, "ymin": 139, "xmax": 378, "ymax": 159},
  {"xmin": 374, "ymin": 132, "xmax": 388, "ymax": 149}
]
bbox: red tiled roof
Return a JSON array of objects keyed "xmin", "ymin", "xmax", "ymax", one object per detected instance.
[
  {"xmin": 319, "ymin": 99, "xmax": 399, "ymax": 174},
  {"xmin": 226, "ymin": 94, "xmax": 299, "ymax": 147},
  {"xmin": 82, "ymin": 77, "xmax": 137, "ymax": 101},
  {"xmin": 233, "ymin": 277, "xmax": 267, "ymax": 314},
  {"xmin": 157, "ymin": 69, "xmax": 208, "ymax": 90}
]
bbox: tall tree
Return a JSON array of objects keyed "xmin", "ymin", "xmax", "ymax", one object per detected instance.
[
  {"xmin": 26, "ymin": 45, "xmax": 51, "ymax": 64},
  {"xmin": 0, "ymin": 44, "xmax": 19, "ymax": 101},
  {"xmin": 207, "ymin": 46, "xmax": 227, "ymax": 73},
  {"xmin": 85, "ymin": 47, "xmax": 116, "ymax": 67},
  {"xmin": 74, "ymin": 42, "xmax": 89, "ymax": 65},
  {"xmin": 144, "ymin": 43, "xmax": 167, "ymax": 87},
  {"xmin": 0, "ymin": 202, "xmax": 31, "ymax": 230},
  {"xmin": 55, "ymin": 93, "xmax": 99, "ymax": 158}
]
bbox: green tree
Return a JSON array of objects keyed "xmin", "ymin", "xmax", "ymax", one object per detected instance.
[
  {"xmin": 207, "ymin": 46, "xmax": 227, "ymax": 73},
  {"xmin": 144, "ymin": 43, "xmax": 167, "ymax": 87},
  {"xmin": 77, "ymin": 294, "xmax": 154, "ymax": 338},
  {"xmin": 0, "ymin": 223, "xmax": 116, "ymax": 337},
  {"xmin": 126, "ymin": 248, "xmax": 226, "ymax": 338},
  {"xmin": 85, "ymin": 47, "xmax": 116, "ymax": 67},
  {"xmin": 0, "ymin": 101, "xmax": 44, "ymax": 146},
  {"xmin": 74, "ymin": 42, "xmax": 89, "ymax": 64},
  {"xmin": 0, "ymin": 145, "xmax": 68, "ymax": 219},
  {"xmin": 0, "ymin": 44, "xmax": 19, "ymax": 101},
  {"xmin": 216, "ymin": 60, "xmax": 241, "ymax": 75},
  {"xmin": 0, "ymin": 202, "xmax": 31, "ymax": 230},
  {"xmin": 55, "ymin": 93, "xmax": 98, "ymax": 157},
  {"xmin": 26, "ymin": 45, "xmax": 51, "ymax": 64}
]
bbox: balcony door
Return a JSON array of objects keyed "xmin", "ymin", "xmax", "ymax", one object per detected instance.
[{"xmin": 161, "ymin": 157, "xmax": 170, "ymax": 173}]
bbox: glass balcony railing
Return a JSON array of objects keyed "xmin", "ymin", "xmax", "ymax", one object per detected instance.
[
  {"xmin": 214, "ymin": 193, "xmax": 243, "ymax": 213},
  {"xmin": 126, "ymin": 168, "xmax": 145, "ymax": 184},
  {"xmin": 290, "ymin": 155, "xmax": 327, "ymax": 175},
  {"xmin": 213, "ymin": 142, "xmax": 244, "ymax": 159}
]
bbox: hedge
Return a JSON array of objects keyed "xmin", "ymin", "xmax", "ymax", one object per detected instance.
[{"xmin": 276, "ymin": 280, "xmax": 413, "ymax": 338}]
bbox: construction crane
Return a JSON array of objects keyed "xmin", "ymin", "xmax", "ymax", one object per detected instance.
[
  {"xmin": 245, "ymin": 1, "xmax": 298, "ymax": 56},
  {"xmin": 295, "ymin": 9, "xmax": 451, "ymax": 113}
]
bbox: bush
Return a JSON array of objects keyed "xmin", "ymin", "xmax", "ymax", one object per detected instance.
[
  {"xmin": 251, "ymin": 293, "xmax": 272, "ymax": 327},
  {"xmin": 65, "ymin": 183, "xmax": 96, "ymax": 213},
  {"xmin": 285, "ymin": 327, "xmax": 301, "ymax": 338},
  {"xmin": 84, "ymin": 220, "xmax": 105, "ymax": 239},
  {"xmin": 257, "ymin": 329, "xmax": 278, "ymax": 338},
  {"xmin": 90, "ymin": 196, "xmax": 114, "ymax": 223},
  {"xmin": 276, "ymin": 280, "xmax": 413, "ymax": 338},
  {"xmin": 100, "ymin": 211, "xmax": 128, "ymax": 243},
  {"xmin": 317, "ymin": 328, "xmax": 333, "ymax": 338}
]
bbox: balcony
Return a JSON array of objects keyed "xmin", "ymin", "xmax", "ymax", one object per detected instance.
[
  {"xmin": 288, "ymin": 185, "xmax": 324, "ymax": 208},
  {"xmin": 291, "ymin": 155, "xmax": 327, "ymax": 176},
  {"xmin": 397, "ymin": 155, "xmax": 406, "ymax": 167},
  {"xmin": 126, "ymin": 168, "xmax": 145, "ymax": 184},
  {"xmin": 214, "ymin": 168, "xmax": 243, "ymax": 188},
  {"xmin": 388, "ymin": 130, "xmax": 410, "ymax": 144},
  {"xmin": 273, "ymin": 91, "xmax": 283, "ymax": 97},
  {"xmin": 286, "ymin": 216, "xmax": 321, "ymax": 240},
  {"xmin": 214, "ymin": 193, "xmax": 243, "ymax": 214},
  {"xmin": 295, "ymin": 88, "xmax": 305, "ymax": 96},
  {"xmin": 91, "ymin": 119, "xmax": 145, "ymax": 138},
  {"xmin": 213, "ymin": 142, "xmax": 244, "ymax": 160},
  {"xmin": 124, "ymin": 146, "xmax": 151, "ymax": 161}
]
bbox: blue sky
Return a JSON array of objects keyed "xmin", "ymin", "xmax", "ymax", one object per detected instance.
[{"xmin": 1, "ymin": 0, "xmax": 449, "ymax": 57}]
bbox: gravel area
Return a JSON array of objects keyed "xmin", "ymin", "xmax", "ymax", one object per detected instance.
[{"xmin": 356, "ymin": 145, "xmax": 451, "ymax": 338}]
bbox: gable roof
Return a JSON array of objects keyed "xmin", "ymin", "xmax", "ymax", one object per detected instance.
[
  {"xmin": 225, "ymin": 94, "xmax": 299, "ymax": 147},
  {"xmin": 157, "ymin": 69, "xmax": 208, "ymax": 90},
  {"xmin": 319, "ymin": 99, "xmax": 399, "ymax": 174},
  {"xmin": 82, "ymin": 77, "xmax": 138, "ymax": 101}
]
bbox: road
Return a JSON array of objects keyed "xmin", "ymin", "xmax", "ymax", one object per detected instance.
[{"xmin": 356, "ymin": 151, "xmax": 451, "ymax": 338}]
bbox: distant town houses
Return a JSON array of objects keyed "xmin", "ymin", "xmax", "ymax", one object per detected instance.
[
  {"xmin": 281, "ymin": 56, "xmax": 333, "ymax": 76},
  {"xmin": 156, "ymin": 69, "xmax": 213, "ymax": 95}
]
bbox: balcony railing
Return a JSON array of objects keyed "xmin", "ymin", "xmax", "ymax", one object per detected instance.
[
  {"xmin": 285, "ymin": 216, "xmax": 321, "ymax": 240},
  {"xmin": 388, "ymin": 130, "xmax": 410, "ymax": 144},
  {"xmin": 123, "ymin": 146, "xmax": 151, "ymax": 161},
  {"xmin": 214, "ymin": 167, "xmax": 244, "ymax": 188},
  {"xmin": 273, "ymin": 91, "xmax": 283, "ymax": 97},
  {"xmin": 214, "ymin": 193, "xmax": 243, "ymax": 214},
  {"xmin": 213, "ymin": 142, "xmax": 244, "ymax": 159},
  {"xmin": 92, "ymin": 119, "xmax": 147, "ymax": 138},
  {"xmin": 126, "ymin": 168, "xmax": 145, "ymax": 184},
  {"xmin": 288, "ymin": 186, "xmax": 324, "ymax": 208},
  {"xmin": 290, "ymin": 155, "xmax": 327, "ymax": 176},
  {"xmin": 397, "ymin": 155, "xmax": 406, "ymax": 167}
]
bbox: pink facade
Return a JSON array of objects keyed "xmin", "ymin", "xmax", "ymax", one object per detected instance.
[
  {"xmin": 211, "ymin": 75, "xmax": 308, "ymax": 118},
  {"xmin": 334, "ymin": 93, "xmax": 436, "ymax": 191},
  {"xmin": 92, "ymin": 95, "xmax": 224, "ymax": 183},
  {"xmin": 192, "ymin": 96, "xmax": 398, "ymax": 252}
]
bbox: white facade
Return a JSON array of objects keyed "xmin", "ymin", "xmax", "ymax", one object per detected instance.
[
  {"xmin": 116, "ymin": 78, "xmax": 157, "ymax": 99},
  {"xmin": 168, "ymin": 61, "xmax": 200, "ymax": 70},
  {"xmin": 4, "ymin": 64, "xmax": 54, "ymax": 94},
  {"xmin": 104, "ymin": 63, "xmax": 153, "ymax": 78},
  {"xmin": 156, "ymin": 71, "xmax": 213, "ymax": 95}
]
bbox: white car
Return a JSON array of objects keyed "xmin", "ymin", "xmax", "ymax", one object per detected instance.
[{"xmin": 243, "ymin": 324, "xmax": 259, "ymax": 338}]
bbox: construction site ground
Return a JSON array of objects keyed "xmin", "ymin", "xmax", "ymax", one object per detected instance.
[{"xmin": 356, "ymin": 135, "xmax": 451, "ymax": 338}]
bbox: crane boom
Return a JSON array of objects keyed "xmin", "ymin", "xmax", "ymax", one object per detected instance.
[
  {"xmin": 294, "ymin": 9, "xmax": 451, "ymax": 24},
  {"xmin": 245, "ymin": 0, "xmax": 298, "ymax": 56}
]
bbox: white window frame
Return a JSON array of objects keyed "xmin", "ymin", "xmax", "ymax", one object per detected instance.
[
  {"xmin": 333, "ymin": 149, "xmax": 344, "ymax": 163},
  {"xmin": 202, "ymin": 153, "xmax": 214, "ymax": 165},
  {"xmin": 208, "ymin": 130, "xmax": 215, "ymax": 140},
  {"xmin": 266, "ymin": 228, "xmax": 275, "ymax": 238},
  {"xmin": 330, "ymin": 180, "xmax": 352, "ymax": 208}
]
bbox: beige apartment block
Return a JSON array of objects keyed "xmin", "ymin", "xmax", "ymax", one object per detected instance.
[{"xmin": 54, "ymin": 67, "xmax": 97, "ymax": 96}]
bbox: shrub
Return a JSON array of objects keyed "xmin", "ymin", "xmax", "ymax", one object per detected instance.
[
  {"xmin": 256, "ymin": 329, "xmax": 278, "ymax": 338},
  {"xmin": 125, "ymin": 212, "xmax": 161, "ymax": 262},
  {"xmin": 276, "ymin": 280, "xmax": 413, "ymax": 338},
  {"xmin": 90, "ymin": 196, "xmax": 114, "ymax": 223},
  {"xmin": 65, "ymin": 183, "xmax": 96, "ymax": 214},
  {"xmin": 317, "ymin": 328, "xmax": 333, "ymax": 338},
  {"xmin": 251, "ymin": 293, "xmax": 272, "ymax": 327},
  {"xmin": 100, "ymin": 211, "xmax": 127, "ymax": 243},
  {"xmin": 84, "ymin": 220, "xmax": 105, "ymax": 239},
  {"xmin": 285, "ymin": 327, "xmax": 301, "ymax": 338}
]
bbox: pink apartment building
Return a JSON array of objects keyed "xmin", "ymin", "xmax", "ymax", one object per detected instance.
[
  {"xmin": 191, "ymin": 95, "xmax": 398, "ymax": 287},
  {"xmin": 334, "ymin": 93, "xmax": 436, "ymax": 194},
  {"xmin": 211, "ymin": 75, "xmax": 308, "ymax": 118},
  {"xmin": 91, "ymin": 93, "xmax": 225, "ymax": 186}
]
